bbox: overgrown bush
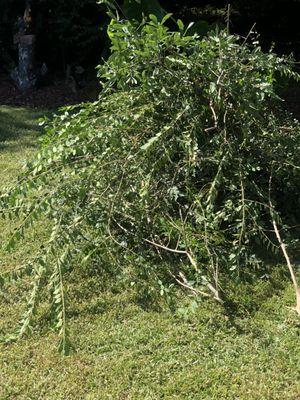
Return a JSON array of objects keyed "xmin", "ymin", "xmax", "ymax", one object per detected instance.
[{"xmin": 1, "ymin": 16, "xmax": 300, "ymax": 353}]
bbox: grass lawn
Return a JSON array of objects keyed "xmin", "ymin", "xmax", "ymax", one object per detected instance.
[{"xmin": 0, "ymin": 106, "xmax": 300, "ymax": 400}]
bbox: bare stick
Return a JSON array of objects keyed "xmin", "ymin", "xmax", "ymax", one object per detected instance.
[
  {"xmin": 269, "ymin": 174, "xmax": 300, "ymax": 315},
  {"xmin": 226, "ymin": 3, "xmax": 231, "ymax": 34},
  {"xmin": 145, "ymin": 239, "xmax": 187, "ymax": 255},
  {"xmin": 241, "ymin": 23, "xmax": 257, "ymax": 46},
  {"xmin": 271, "ymin": 217, "xmax": 300, "ymax": 315},
  {"xmin": 145, "ymin": 238, "xmax": 198, "ymax": 269}
]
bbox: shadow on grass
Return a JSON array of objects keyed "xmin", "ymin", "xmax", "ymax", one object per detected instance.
[
  {"xmin": 0, "ymin": 106, "xmax": 50, "ymax": 150},
  {"xmin": 58, "ymin": 258, "xmax": 292, "ymax": 339}
]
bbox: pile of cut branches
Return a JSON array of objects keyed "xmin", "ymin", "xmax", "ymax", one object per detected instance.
[{"xmin": 1, "ymin": 16, "xmax": 300, "ymax": 352}]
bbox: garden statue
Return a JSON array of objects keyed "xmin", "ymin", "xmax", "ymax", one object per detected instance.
[{"xmin": 11, "ymin": 0, "xmax": 39, "ymax": 91}]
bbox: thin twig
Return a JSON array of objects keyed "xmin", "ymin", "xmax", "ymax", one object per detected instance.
[
  {"xmin": 169, "ymin": 271, "xmax": 210, "ymax": 298},
  {"xmin": 145, "ymin": 238, "xmax": 222, "ymax": 301},
  {"xmin": 209, "ymin": 101, "xmax": 218, "ymax": 128},
  {"xmin": 241, "ymin": 23, "xmax": 257, "ymax": 46},
  {"xmin": 144, "ymin": 239, "xmax": 187, "ymax": 255},
  {"xmin": 226, "ymin": 3, "xmax": 231, "ymax": 34},
  {"xmin": 269, "ymin": 174, "xmax": 300, "ymax": 315}
]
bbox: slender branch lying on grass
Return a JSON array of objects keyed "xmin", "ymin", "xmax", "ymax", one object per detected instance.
[{"xmin": 269, "ymin": 174, "xmax": 300, "ymax": 315}]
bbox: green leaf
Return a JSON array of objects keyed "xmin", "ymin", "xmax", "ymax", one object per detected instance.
[{"xmin": 177, "ymin": 19, "xmax": 184, "ymax": 32}]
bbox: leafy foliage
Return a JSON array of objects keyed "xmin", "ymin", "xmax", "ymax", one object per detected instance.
[{"xmin": 1, "ymin": 16, "xmax": 300, "ymax": 352}]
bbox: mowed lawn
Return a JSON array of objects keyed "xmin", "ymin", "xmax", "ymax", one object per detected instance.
[{"xmin": 0, "ymin": 106, "xmax": 300, "ymax": 400}]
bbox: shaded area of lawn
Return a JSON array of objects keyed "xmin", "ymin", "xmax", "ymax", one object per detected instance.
[
  {"xmin": 0, "ymin": 106, "xmax": 300, "ymax": 400},
  {"xmin": 0, "ymin": 106, "xmax": 45, "ymax": 144},
  {"xmin": 0, "ymin": 107, "xmax": 47, "ymax": 186}
]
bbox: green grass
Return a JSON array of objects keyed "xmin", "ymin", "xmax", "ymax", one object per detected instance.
[
  {"xmin": 1, "ymin": 106, "xmax": 300, "ymax": 400},
  {"xmin": 0, "ymin": 106, "xmax": 45, "ymax": 186},
  {"xmin": 0, "ymin": 106, "xmax": 48, "ymax": 269}
]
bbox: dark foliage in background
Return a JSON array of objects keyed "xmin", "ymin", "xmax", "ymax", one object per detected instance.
[
  {"xmin": 0, "ymin": 0, "xmax": 108, "ymax": 73},
  {"xmin": 34, "ymin": 0, "xmax": 108, "ymax": 71},
  {"xmin": 163, "ymin": 0, "xmax": 300, "ymax": 55},
  {"xmin": 1, "ymin": 0, "xmax": 300, "ymax": 74}
]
